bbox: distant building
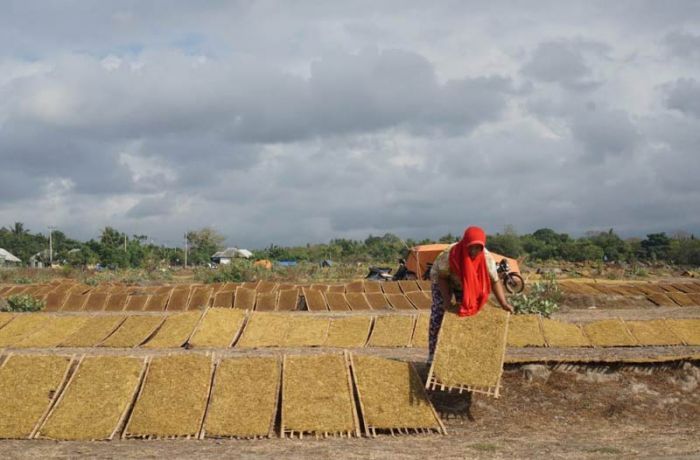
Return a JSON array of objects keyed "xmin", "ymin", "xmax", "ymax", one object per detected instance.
[
  {"xmin": 0, "ymin": 248, "xmax": 21, "ymax": 267},
  {"xmin": 211, "ymin": 247, "xmax": 253, "ymax": 265}
]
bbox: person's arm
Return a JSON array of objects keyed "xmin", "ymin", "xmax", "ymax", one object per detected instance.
[
  {"xmin": 492, "ymin": 278, "xmax": 514, "ymax": 313},
  {"xmin": 437, "ymin": 275, "xmax": 452, "ymax": 310}
]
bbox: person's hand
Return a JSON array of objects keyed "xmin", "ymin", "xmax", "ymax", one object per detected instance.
[{"xmin": 502, "ymin": 303, "xmax": 514, "ymax": 314}]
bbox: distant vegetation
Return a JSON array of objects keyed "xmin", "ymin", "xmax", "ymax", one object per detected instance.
[{"xmin": 1, "ymin": 222, "xmax": 700, "ymax": 271}]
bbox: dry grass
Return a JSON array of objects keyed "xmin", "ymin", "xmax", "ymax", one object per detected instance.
[
  {"xmin": 236, "ymin": 313, "xmax": 288, "ymax": 348},
  {"xmin": 211, "ymin": 290, "xmax": 234, "ymax": 309},
  {"xmin": 666, "ymin": 292, "xmax": 694, "ymax": 306},
  {"xmin": 124, "ymin": 295, "xmax": 149, "ymax": 312},
  {"xmin": 325, "ymin": 292, "xmax": 350, "ymax": 311},
  {"xmin": 540, "ymin": 318, "xmax": 591, "ymax": 347},
  {"xmin": 276, "ymin": 289, "xmax": 299, "ymax": 311},
  {"xmin": 166, "ymin": 288, "xmax": 191, "ymax": 311},
  {"xmin": 142, "ymin": 311, "xmax": 202, "ymax": 348},
  {"xmin": 0, "ymin": 314, "xmax": 52, "ymax": 347},
  {"xmin": 646, "ymin": 293, "xmax": 676, "ymax": 307},
  {"xmin": 38, "ymin": 356, "xmax": 145, "ymax": 440},
  {"xmin": 125, "ymin": 355, "xmax": 213, "ymax": 438},
  {"xmin": 405, "ymin": 291, "xmax": 431, "ymax": 310},
  {"xmin": 417, "ymin": 280, "xmax": 432, "ymax": 291},
  {"xmin": 363, "ymin": 281, "xmax": 382, "ymax": 293},
  {"xmin": 430, "ymin": 307, "xmax": 509, "ymax": 393},
  {"xmin": 83, "ymin": 292, "xmax": 108, "ymax": 311},
  {"xmin": 104, "ymin": 293, "xmax": 128, "ymax": 312},
  {"xmin": 0, "ymin": 355, "xmax": 71, "ymax": 438},
  {"xmin": 386, "ymin": 294, "xmax": 416, "ymax": 310},
  {"xmin": 507, "ymin": 315, "xmax": 546, "ymax": 348},
  {"xmin": 43, "ymin": 292, "xmax": 68, "ymax": 312},
  {"xmin": 381, "ymin": 283, "xmax": 402, "ymax": 294},
  {"xmin": 144, "ymin": 293, "xmax": 171, "ymax": 312},
  {"xmin": 583, "ymin": 319, "xmax": 638, "ymax": 347},
  {"xmin": 282, "ymin": 354, "xmax": 358, "ymax": 436},
  {"xmin": 302, "ymin": 288, "xmax": 328, "ymax": 311},
  {"xmin": 665, "ymin": 319, "xmax": 700, "ymax": 345},
  {"xmin": 345, "ymin": 293, "xmax": 371, "ymax": 311},
  {"xmin": 233, "ymin": 287, "xmax": 256, "ymax": 310},
  {"xmin": 59, "ymin": 316, "xmax": 126, "ymax": 348},
  {"xmin": 204, "ymin": 357, "xmax": 280, "ymax": 438},
  {"xmin": 345, "ymin": 281, "xmax": 363, "ymax": 293},
  {"xmin": 257, "ymin": 281, "xmax": 278, "ymax": 293},
  {"xmin": 188, "ymin": 308, "xmax": 246, "ymax": 348},
  {"xmin": 187, "ymin": 287, "xmax": 213, "ymax": 311},
  {"xmin": 283, "ymin": 316, "xmax": 330, "ymax": 347},
  {"xmin": 99, "ymin": 316, "xmax": 165, "ymax": 348},
  {"xmin": 367, "ymin": 315, "xmax": 416, "ymax": 347},
  {"xmin": 14, "ymin": 316, "xmax": 89, "ymax": 348},
  {"xmin": 411, "ymin": 313, "xmax": 430, "ymax": 348},
  {"xmin": 365, "ymin": 292, "xmax": 391, "ymax": 310},
  {"xmin": 351, "ymin": 355, "xmax": 442, "ymax": 434},
  {"xmin": 398, "ymin": 280, "xmax": 420, "ymax": 293},
  {"xmin": 0, "ymin": 312, "xmax": 14, "ymax": 329},
  {"xmin": 236, "ymin": 313, "xmax": 329, "ymax": 348},
  {"xmin": 324, "ymin": 316, "xmax": 372, "ymax": 348},
  {"xmin": 625, "ymin": 320, "xmax": 684, "ymax": 346},
  {"xmin": 255, "ymin": 291, "xmax": 278, "ymax": 312},
  {"xmin": 60, "ymin": 293, "xmax": 88, "ymax": 311}
]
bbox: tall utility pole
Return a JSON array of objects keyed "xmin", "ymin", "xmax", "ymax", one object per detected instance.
[
  {"xmin": 124, "ymin": 234, "xmax": 127, "ymax": 252},
  {"xmin": 184, "ymin": 233, "xmax": 188, "ymax": 268},
  {"xmin": 48, "ymin": 226, "xmax": 56, "ymax": 267}
]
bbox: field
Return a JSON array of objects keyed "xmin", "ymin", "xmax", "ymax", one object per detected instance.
[{"xmin": 0, "ymin": 276, "xmax": 699, "ymax": 458}]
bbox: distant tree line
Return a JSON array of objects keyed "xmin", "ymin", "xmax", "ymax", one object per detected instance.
[
  {"xmin": 1, "ymin": 222, "xmax": 700, "ymax": 269},
  {"xmin": 0, "ymin": 223, "xmax": 222, "ymax": 269},
  {"xmin": 256, "ymin": 227, "xmax": 700, "ymax": 266}
]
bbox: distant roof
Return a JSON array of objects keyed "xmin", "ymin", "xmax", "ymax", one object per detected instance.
[
  {"xmin": 212, "ymin": 248, "xmax": 252, "ymax": 259},
  {"xmin": 0, "ymin": 248, "xmax": 21, "ymax": 263}
]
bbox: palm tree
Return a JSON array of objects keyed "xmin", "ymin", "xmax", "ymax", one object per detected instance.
[{"xmin": 11, "ymin": 222, "xmax": 28, "ymax": 236}]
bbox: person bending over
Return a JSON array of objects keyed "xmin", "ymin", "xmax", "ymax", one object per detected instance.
[{"xmin": 428, "ymin": 226, "xmax": 514, "ymax": 363}]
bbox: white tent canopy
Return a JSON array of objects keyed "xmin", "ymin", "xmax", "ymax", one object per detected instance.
[
  {"xmin": 0, "ymin": 248, "xmax": 21, "ymax": 264},
  {"xmin": 211, "ymin": 247, "xmax": 253, "ymax": 261}
]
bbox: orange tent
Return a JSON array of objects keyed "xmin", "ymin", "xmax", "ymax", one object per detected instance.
[
  {"xmin": 405, "ymin": 244, "xmax": 520, "ymax": 280},
  {"xmin": 405, "ymin": 244, "xmax": 450, "ymax": 279},
  {"xmin": 253, "ymin": 259, "xmax": 273, "ymax": 270}
]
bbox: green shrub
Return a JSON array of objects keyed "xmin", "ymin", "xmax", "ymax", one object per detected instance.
[
  {"xmin": 195, "ymin": 260, "xmax": 262, "ymax": 283},
  {"xmin": 509, "ymin": 274, "xmax": 561, "ymax": 317},
  {"xmin": 2, "ymin": 294, "xmax": 45, "ymax": 312},
  {"xmin": 12, "ymin": 277, "xmax": 33, "ymax": 284}
]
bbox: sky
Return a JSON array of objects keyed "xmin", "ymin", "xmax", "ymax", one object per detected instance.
[{"xmin": 1, "ymin": 1, "xmax": 699, "ymax": 248}]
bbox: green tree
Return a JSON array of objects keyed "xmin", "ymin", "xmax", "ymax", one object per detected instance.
[
  {"xmin": 487, "ymin": 226, "xmax": 524, "ymax": 257},
  {"xmin": 97, "ymin": 227, "xmax": 129, "ymax": 268},
  {"xmin": 640, "ymin": 233, "xmax": 671, "ymax": 260},
  {"xmin": 587, "ymin": 229, "xmax": 630, "ymax": 261},
  {"xmin": 186, "ymin": 228, "xmax": 225, "ymax": 266},
  {"xmin": 0, "ymin": 223, "xmax": 47, "ymax": 264}
]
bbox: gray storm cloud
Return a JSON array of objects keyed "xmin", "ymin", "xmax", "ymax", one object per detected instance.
[{"xmin": 0, "ymin": 1, "xmax": 699, "ymax": 247}]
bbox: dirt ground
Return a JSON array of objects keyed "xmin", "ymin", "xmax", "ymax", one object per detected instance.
[{"xmin": 1, "ymin": 362, "xmax": 698, "ymax": 459}]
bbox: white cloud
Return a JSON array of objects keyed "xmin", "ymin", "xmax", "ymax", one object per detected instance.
[{"xmin": 0, "ymin": 1, "xmax": 699, "ymax": 246}]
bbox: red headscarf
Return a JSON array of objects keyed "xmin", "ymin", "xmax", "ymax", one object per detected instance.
[{"xmin": 449, "ymin": 226, "xmax": 491, "ymax": 317}]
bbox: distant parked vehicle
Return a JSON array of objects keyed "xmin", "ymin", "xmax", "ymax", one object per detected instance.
[
  {"xmin": 365, "ymin": 265, "xmax": 393, "ymax": 281},
  {"xmin": 497, "ymin": 258, "xmax": 525, "ymax": 294}
]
